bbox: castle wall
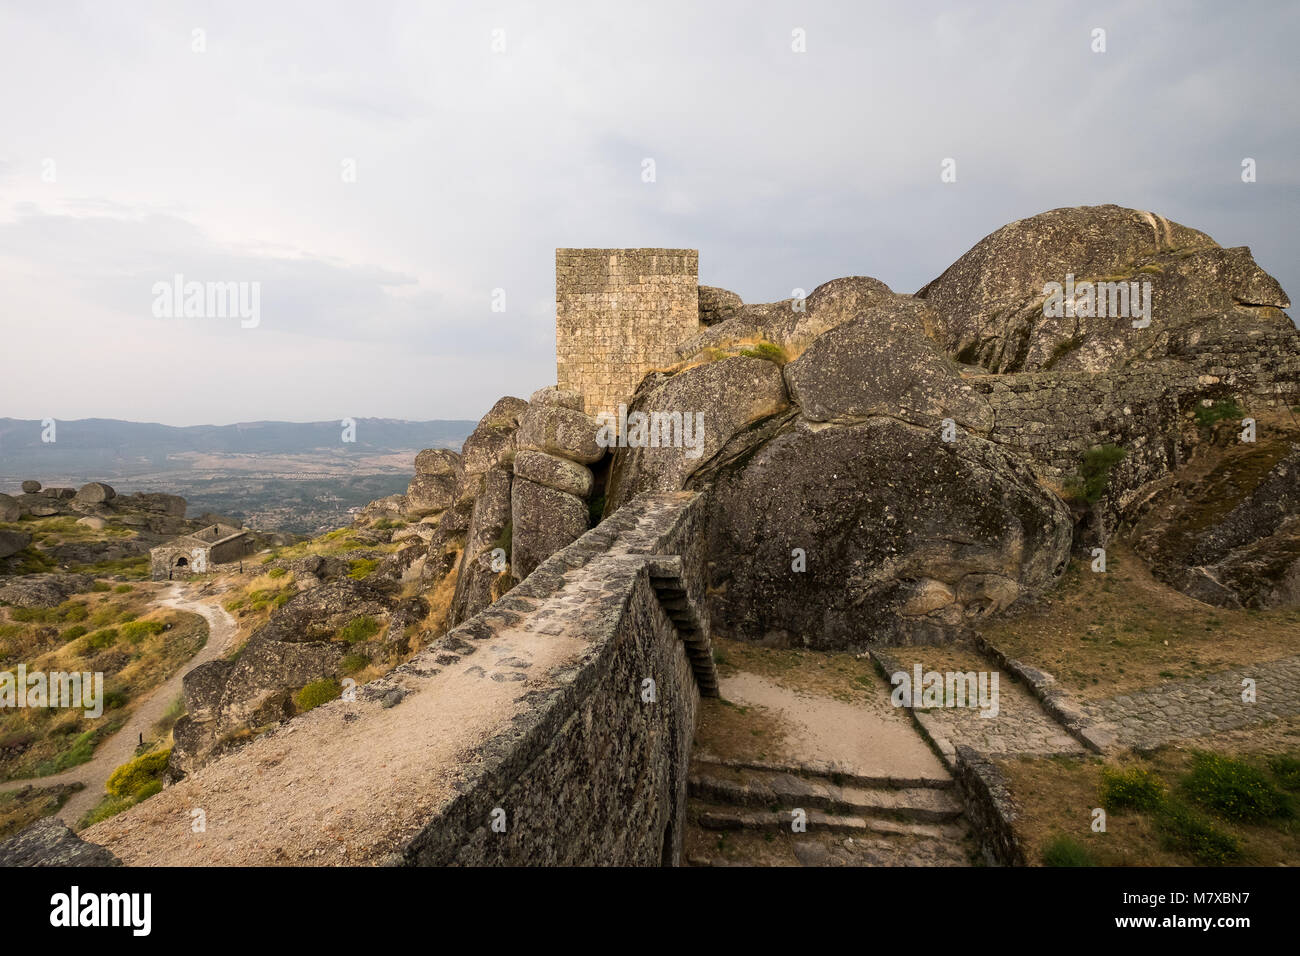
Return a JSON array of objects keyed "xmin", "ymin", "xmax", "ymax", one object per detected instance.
[{"xmin": 556, "ymin": 248, "xmax": 699, "ymax": 418}]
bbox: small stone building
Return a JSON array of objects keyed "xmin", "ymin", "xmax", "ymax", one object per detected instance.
[
  {"xmin": 555, "ymin": 248, "xmax": 699, "ymax": 418},
  {"xmin": 150, "ymin": 523, "xmax": 254, "ymax": 579}
]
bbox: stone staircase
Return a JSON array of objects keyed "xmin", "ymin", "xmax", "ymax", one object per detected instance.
[
  {"xmin": 684, "ymin": 756, "xmax": 978, "ymax": 866},
  {"xmin": 647, "ymin": 557, "xmax": 719, "ymax": 697}
]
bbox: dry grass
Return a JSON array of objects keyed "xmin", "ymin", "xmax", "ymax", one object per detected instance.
[
  {"xmin": 999, "ymin": 714, "xmax": 1300, "ymax": 866},
  {"xmin": 0, "ymin": 590, "xmax": 206, "ymax": 781},
  {"xmin": 981, "ymin": 543, "xmax": 1300, "ymax": 699},
  {"xmin": 693, "ymin": 694, "xmax": 793, "ymax": 763},
  {"xmin": 711, "ymin": 636, "xmax": 880, "ymax": 705},
  {"xmin": 0, "ymin": 782, "xmax": 82, "ymax": 840}
]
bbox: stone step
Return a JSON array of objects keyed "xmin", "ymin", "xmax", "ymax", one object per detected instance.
[
  {"xmin": 685, "ymin": 829, "xmax": 976, "ymax": 867},
  {"xmin": 689, "ymin": 767, "xmax": 963, "ymax": 823},
  {"xmin": 690, "ymin": 804, "xmax": 968, "ymax": 841},
  {"xmin": 691, "ymin": 752, "xmax": 954, "ymax": 791}
]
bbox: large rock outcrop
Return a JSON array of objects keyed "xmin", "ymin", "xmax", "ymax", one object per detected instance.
[
  {"xmin": 702, "ymin": 417, "xmax": 1072, "ymax": 648},
  {"xmin": 605, "ymin": 356, "xmax": 790, "ymax": 511},
  {"xmin": 782, "ymin": 300, "xmax": 991, "ymax": 433},
  {"xmin": 509, "ymin": 389, "xmax": 603, "ymax": 582},
  {"xmin": 915, "ymin": 204, "xmax": 1292, "ymax": 375},
  {"xmin": 1128, "ymin": 439, "xmax": 1300, "ymax": 608}
]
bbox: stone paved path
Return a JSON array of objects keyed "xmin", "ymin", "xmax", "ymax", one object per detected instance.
[
  {"xmin": 871, "ymin": 648, "xmax": 1084, "ymax": 761},
  {"xmin": 1082, "ymin": 654, "xmax": 1300, "ymax": 750}
]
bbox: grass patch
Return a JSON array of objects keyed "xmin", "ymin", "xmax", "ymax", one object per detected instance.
[
  {"xmin": 347, "ymin": 558, "xmax": 379, "ymax": 580},
  {"xmin": 1041, "ymin": 833, "xmax": 1096, "ymax": 866},
  {"xmin": 337, "ymin": 616, "xmax": 381, "ymax": 644},
  {"xmin": 294, "ymin": 678, "xmax": 341, "ymax": 713},
  {"xmin": 1181, "ymin": 752, "xmax": 1292, "ymax": 822},
  {"xmin": 1063, "ymin": 443, "xmax": 1127, "ymax": 504},
  {"xmin": 1194, "ymin": 399, "xmax": 1245, "ymax": 428},
  {"xmin": 737, "ymin": 340, "xmax": 788, "ymax": 366},
  {"xmin": 1100, "ymin": 765, "xmax": 1166, "ymax": 813}
]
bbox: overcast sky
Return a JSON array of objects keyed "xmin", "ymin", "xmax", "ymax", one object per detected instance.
[{"xmin": 0, "ymin": 0, "xmax": 1296, "ymax": 426}]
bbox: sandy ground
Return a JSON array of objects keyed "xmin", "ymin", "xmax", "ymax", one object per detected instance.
[
  {"xmin": 708, "ymin": 671, "xmax": 949, "ymax": 781},
  {"xmin": 0, "ymin": 583, "xmax": 238, "ymax": 826}
]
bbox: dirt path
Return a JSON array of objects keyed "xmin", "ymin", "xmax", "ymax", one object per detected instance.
[{"xmin": 0, "ymin": 583, "xmax": 237, "ymax": 827}]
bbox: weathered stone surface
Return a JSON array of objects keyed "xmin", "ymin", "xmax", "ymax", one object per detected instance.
[
  {"xmin": 460, "ymin": 396, "xmax": 528, "ymax": 478},
  {"xmin": 0, "ymin": 529, "xmax": 31, "ymax": 559},
  {"xmin": 414, "ymin": 448, "xmax": 460, "ymax": 477},
  {"xmin": 0, "ymin": 573, "xmax": 95, "ymax": 608},
  {"xmin": 513, "ymin": 449, "xmax": 593, "ymax": 498},
  {"xmin": 783, "ymin": 302, "xmax": 992, "ymax": 433},
  {"xmin": 20, "ymin": 480, "xmax": 40, "ymax": 494},
  {"xmin": 676, "ymin": 276, "xmax": 901, "ymax": 361},
  {"xmin": 703, "ymin": 417, "xmax": 1072, "ymax": 648},
  {"xmin": 556, "ymin": 248, "xmax": 699, "ymax": 418},
  {"xmin": 1128, "ymin": 443, "xmax": 1300, "ymax": 608},
  {"xmin": 0, "ymin": 818, "xmax": 121, "ymax": 867},
  {"xmin": 119, "ymin": 492, "xmax": 187, "ymax": 517},
  {"xmin": 699, "ymin": 285, "xmax": 743, "ymax": 326},
  {"xmin": 527, "ymin": 386, "xmax": 585, "ymax": 411},
  {"xmin": 515, "ymin": 403, "xmax": 603, "ymax": 465},
  {"xmin": 405, "ymin": 473, "xmax": 456, "ymax": 516},
  {"xmin": 607, "ymin": 356, "xmax": 790, "ymax": 511},
  {"xmin": 450, "ymin": 466, "xmax": 513, "ymax": 625},
  {"xmin": 74, "ymin": 481, "xmax": 115, "ymax": 504},
  {"xmin": 0, "ymin": 493, "xmax": 21, "ymax": 522},
  {"xmin": 916, "ymin": 204, "xmax": 1292, "ymax": 374},
  {"xmin": 510, "ymin": 477, "xmax": 588, "ymax": 582},
  {"xmin": 357, "ymin": 493, "xmax": 407, "ymax": 523}
]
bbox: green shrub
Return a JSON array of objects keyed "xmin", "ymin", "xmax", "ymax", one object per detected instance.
[
  {"xmin": 1100, "ymin": 765, "xmax": 1166, "ymax": 813},
  {"xmin": 89, "ymin": 607, "xmax": 118, "ymax": 627},
  {"xmin": 120, "ymin": 620, "xmax": 165, "ymax": 643},
  {"xmin": 1194, "ymin": 399, "xmax": 1245, "ymax": 428},
  {"xmin": 1041, "ymin": 833, "xmax": 1096, "ymax": 866},
  {"xmin": 113, "ymin": 584, "xmax": 133, "ymax": 594},
  {"xmin": 266, "ymin": 567, "xmax": 287, "ymax": 579},
  {"xmin": 1155, "ymin": 799, "xmax": 1241, "ymax": 864},
  {"xmin": 57, "ymin": 602, "xmax": 88, "ymax": 623},
  {"xmin": 106, "ymin": 748, "xmax": 172, "ymax": 798},
  {"xmin": 103, "ymin": 689, "xmax": 129, "ymax": 710},
  {"xmin": 339, "ymin": 653, "xmax": 370, "ymax": 675},
  {"xmin": 1267, "ymin": 755, "xmax": 1300, "ymax": 791},
  {"xmin": 90, "ymin": 581, "xmax": 111, "ymax": 593},
  {"xmin": 338, "ymin": 616, "xmax": 381, "ymax": 644},
  {"xmin": 738, "ymin": 340, "xmax": 788, "ymax": 365},
  {"xmin": 10, "ymin": 606, "xmax": 52, "ymax": 623},
  {"xmin": 1182, "ymin": 752, "xmax": 1292, "ymax": 822},
  {"xmin": 1064, "ymin": 444, "xmax": 1127, "ymax": 504},
  {"xmin": 61, "ymin": 624, "xmax": 88, "ymax": 642},
  {"xmin": 347, "ymin": 558, "xmax": 379, "ymax": 580},
  {"xmin": 294, "ymin": 678, "xmax": 342, "ymax": 712},
  {"xmin": 83, "ymin": 628, "xmax": 118, "ymax": 650}
]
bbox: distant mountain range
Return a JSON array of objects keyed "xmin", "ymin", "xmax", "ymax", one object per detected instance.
[{"xmin": 0, "ymin": 417, "xmax": 475, "ymax": 479}]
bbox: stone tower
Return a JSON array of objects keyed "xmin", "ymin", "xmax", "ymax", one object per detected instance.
[{"xmin": 555, "ymin": 248, "xmax": 699, "ymax": 418}]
